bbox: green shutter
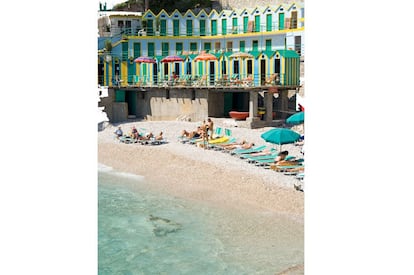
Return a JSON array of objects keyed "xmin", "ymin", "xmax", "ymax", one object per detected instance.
[
  {"xmin": 148, "ymin": 42, "xmax": 154, "ymax": 57},
  {"xmin": 162, "ymin": 43, "xmax": 169, "ymax": 56},
  {"xmin": 266, "ymin": 40, "xmax": 271, "ymax": 51},
  {"xmin": 232, "ymin": 18, "xmax": 238, "ymax": 34},
  {"xmin": 133, "ymin": 42, "xmax": 141, "ymax": 58},
  {"xmin": 200, "ymin": 20, "xmax": 206, "ymax": 36},
  {"xmin": 239, "ymin": 41, "xmax": 245, "ymax": 52},
  {"xmin": 243, "ymin": 17, "xmax": 248, "ymax": 33},
  {"xmin": 160, "ymin": 20, "xmax": 166, "ymax": 36},
  {"xmin": 254, "ymin": 15, "xmax": 260, "ymax": 32},
  {"xmin": 147, "ymin": 19, "xmax": 153, "ymax": 35},
  {"xmin": 173, "ymin": 20, "xmax": 179, "ymax": 36},
  {"xmin": 176, "ymin": 43, "xmax": 183, "ymax": 55},
  {"xmin": 222, "ymin": 18, "xmax": 227, "ymax": 35},
  {"xmin": 279, "ymin": 13, "xmax": 285, "ymax": 30},
  {"xmin": 266, "ymin": 14, "xmax": 272, "ymax": 31},
  {"xmin": 186, "ymin": 20, "xmax": 192, "ymax": 36},
  {"xmin": 198, "ymin": 61, "xmax": 203, "ymax": 75},
  {"xmin": 122, "ymin": 41, "xmax": 128, "ymax": 61},
  {"xmin": 190, "ymin": 42, "xmax": 197, "ymax": 52},
  {"xmin": 211, "ymin": 20, "xmax": 217, "ymax": 36},
  {"xmin": 253, "ymin": 40, "xmax": 258, "ymax": 51},
  {"xmin": 204, "ymin": 42, "xmax": 211, "ymax": 52}
]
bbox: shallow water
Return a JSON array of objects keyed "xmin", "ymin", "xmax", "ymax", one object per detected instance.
[{"xmin": 98, "ymin": 166, "xmax": 303, "ymax": 274}]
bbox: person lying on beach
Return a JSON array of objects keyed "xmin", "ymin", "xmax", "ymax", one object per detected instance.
[
  {"xmin": 155, "ymin": 131, "xmax": 163, "ymax": 140},
  {"xmin": 114, "ymin": 126, "xmax": 123, "ymax": 139},
  {"xmin": 248, "ymin": 148, "xmax": 274, "ymax": 157},
  {"xmin": 181, "ymin": 126, "xmax": 202, "ymax": 139},
  {"xmin": 222, "ymin": 141, "xmax": 254, "ymax": 150},
  {"xmin": 274, "ymin": 151, "xmax": 289, "ymax": 164}
]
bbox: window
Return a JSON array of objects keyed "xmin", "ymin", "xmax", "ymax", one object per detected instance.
[
  {"xmin": 265, "ymin": 39, "xmax": 272, "ymax": 51},
  {"xmin": 190, "ymin": 42, "xmax": 197, "ymax": 52},
  {"xmin": 148, "ymin": 42, "xmax": 154, "ymax": 57},
  {"xmin": 222, "ymin": 18, "xmax": 227, "ymax": 35},
  {"xmin": 173, "ymin": 20, "xmax": 179, "ymax": 36},
  {"xmin": 291, "ymin": 11, "xmax": 298, "ymax": 29},
  {"xmin": 226, "ymin": 41, "xmax": 233, "ymax": 52},
  {"xmin": 239, "ymin": 41, "xmax": 245, "ymax": 52},
  {"xmin": 133, "ymin": 42, "xmax": 141, "ymax": 58},
  {"xmin": 176, "ymin": 42, "xmax": 183, "ymax": 55},
  {"xmin": 215, "ymin": 42, "xmax": 221, "ymax": 51},
  {"xmin": 204, "ymin": 42, "xmax": 211, "ymax": 52},
  {"xmin": 200, "ymin": 20, "xmax": 206, "ymax": 36},
  {"xmin": 162, "ymin": 42, "xmax": 169, "ymax": 56},
  {"xmin": 252, "ymin": 40, "xmax": 258, "ymax": 51},
  {"xmin": 186, "ymin": 19, "xmax": 193, "ymax": 36}
]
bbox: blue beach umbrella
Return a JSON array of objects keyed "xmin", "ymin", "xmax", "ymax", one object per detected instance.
[
  {"xmin": 286, "ymin": 111, "xmax": 304, "ymax": 125},
  {"xmin": 261, "ymin": 128, "xmax": 301, "ymax": 150}
]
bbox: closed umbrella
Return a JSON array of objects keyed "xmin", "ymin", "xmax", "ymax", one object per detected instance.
[
  {"xmin": 286, "ymin": 111, "xmax": 304, "ymax": 125},
  {"xmin": 261, "ymin": 128, "xmax": 301, "ymax": 151}
]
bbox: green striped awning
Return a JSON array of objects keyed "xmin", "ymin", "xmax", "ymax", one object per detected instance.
[
  {"xmin": 262, "ymin": 50, "xmax": 276, "ymax": 58},
  {"xmin": 248, "ymin": 50, "xmax": 261, "ymax": 59}
]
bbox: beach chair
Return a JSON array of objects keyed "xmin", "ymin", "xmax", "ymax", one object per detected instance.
[
  {"xmin": 230, "ymin": 145, "xmax": 267, "ymax": 156},
  {"xmin": 244, "ymin": 152, "xmax": 278, "ymax": 162},
  {"xmin": 209, "ymin": 137, "xmax": 237, "ymax": 151},
  {"xmin": 119, "ymin": 136, "xmax": 137, "ymax": 144},
  {"xmin": 239, "ymin": 148, "xmax": 277, "ymax": 159}
]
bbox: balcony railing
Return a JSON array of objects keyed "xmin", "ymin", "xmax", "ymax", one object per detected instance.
[{"xmin": 99, "ymin": 73, "xmax": 301, "ymax": 89}]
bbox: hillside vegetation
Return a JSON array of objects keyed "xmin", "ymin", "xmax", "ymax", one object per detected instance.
[{"xmin": 112, "ymin": 0, "xmax": 212, "ymax": 13}]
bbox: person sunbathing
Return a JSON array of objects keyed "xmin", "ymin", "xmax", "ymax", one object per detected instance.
[
  {"xmin": 274, "ymin": 151, "xmax": 289, "ymax": 164},
  {"xmin": 155, "ymin": 131, "xmax": 163, "ymax": 140},
  {"xmin": 223, "ymin": 141, "xmax": 254, "ymax": 150}
]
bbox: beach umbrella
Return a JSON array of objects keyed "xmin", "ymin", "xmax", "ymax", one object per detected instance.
[
  {"xmin": 161, "ymin": 55, "xmax": 184, "ymax": 63},
  {"xmin": 261, "ymin": 128, "xmax": 301, "ymax": 150},
  {"xmin": 286, "ymin": 111, "xmax": 304, "ymax": 125},
  {"xmin": 133, "ymin": 56, "xmax": 156, "ymax": 63},
  {"xmin": 194, "ymin": 52, "xmax": 217, "ymax": 85},
  {"xmin": 229, "ymin": 52, "xmax": 253, "ymax": 59}
]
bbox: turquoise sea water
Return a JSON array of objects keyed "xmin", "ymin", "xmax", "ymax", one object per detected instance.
[{"xmin": 98, "ymin": 166, "xmax": 303, "ymax": 275}]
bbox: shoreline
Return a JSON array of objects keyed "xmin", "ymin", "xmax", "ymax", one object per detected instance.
[{"xmin": 98, "ymin": 119, "xmax": 304, "ymax": 222}]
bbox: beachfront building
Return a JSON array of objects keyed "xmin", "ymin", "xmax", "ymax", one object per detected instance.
[{"xmin": 97, "ymin": 4, "xmax": 304, "ymax": 128}]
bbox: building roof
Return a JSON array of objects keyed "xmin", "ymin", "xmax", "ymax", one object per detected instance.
[{"xmin": 277, "ymin": 49, "xmax": 300, "ymax": 58}]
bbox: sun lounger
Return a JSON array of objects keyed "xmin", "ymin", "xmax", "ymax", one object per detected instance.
[
  {"xmin": 245, "ymin": 153, "xmax": 278, "ymax": 163},
  {"xmin": 119, "ymin": 136, "xmax": 137, "ymax": 144},
  {"xmin": 209, "ymin": 137, "xmax": 237, "ymax": 150},
  {"xmin": 229, "ymin": 145, "xmax": 267, "ymax": 155},
  {"xmin": 239, "ymin": 148, "xmax": 277, "ymax": 159}
]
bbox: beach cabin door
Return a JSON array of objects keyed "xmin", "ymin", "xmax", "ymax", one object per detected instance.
[
  {"xmin": 209, "ymin": 61, "xmax": 215, "ymax": 85},
  {"xmin": 153, "ymin": 63, "xmax": 158, "ymax": 85},
  {"xmin": 260, "ymin": 60, "xmax": 266, "ymax": 85}
]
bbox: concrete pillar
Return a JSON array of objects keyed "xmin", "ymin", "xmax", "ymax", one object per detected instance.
[
  {"xmin": 265, "ymin": 92, "xmax": 273, "ymax": 122},
  {"xmin": 278, "ymin": 89, "xmax": 289, "ymax": 119},
  {"xmin": 248, "ymin": 90, "xmax": 258, "ymax": 118}
]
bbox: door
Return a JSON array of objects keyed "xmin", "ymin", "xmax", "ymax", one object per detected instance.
[
  {"xmin": 295, "ymin": 36, "xmax": 301, "ymax": 55},
  {"xmin": 278, "ymin": 13, "xmax": 284, "ymax": 30},
  {"xmin": 260, "ymin": 59, "xmax": 266, "ymax": 85},
  {"xmin": 98, "ymin": 63, "xmax": 104, "ymax": 85},
  {"xmin": 209, "ymin": 61, "xmax": 215, "ymax": 85},
  {"xmin": 153, "ymin": 63, "xmax": 158, "ymax": 85}
]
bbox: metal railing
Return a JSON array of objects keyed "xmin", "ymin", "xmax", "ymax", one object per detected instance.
[{"xmin": 100, "ymin": 73, "xmax": 298, "ymax": 89}]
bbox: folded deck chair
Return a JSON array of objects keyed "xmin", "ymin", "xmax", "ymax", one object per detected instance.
[
  {"xmin": 224, "ymin": 128, "xmax": 232, "ymax": 137},
  {"xmin": 230, "ymin": 145, "xmax": 267, "ymax": 155},
  {"xmin": 211, "ymin": 127, "xmax": 223, "ymax": 139}
]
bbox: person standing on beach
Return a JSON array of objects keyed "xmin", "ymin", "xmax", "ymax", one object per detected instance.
[{"xmin": 206, "ymin": 118, "xmax": 214, "ymax": 139}]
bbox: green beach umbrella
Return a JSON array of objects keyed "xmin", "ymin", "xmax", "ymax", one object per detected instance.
[
  {"xmin": 286, "ymin": 111, "xmax": 304, "ymax": 125},
  {"xmin": 261, "ymin": 128, "xmax": 301, "ymax": 150}
]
